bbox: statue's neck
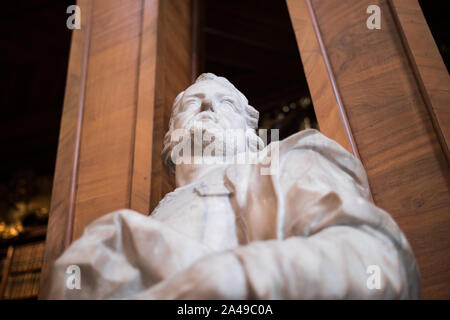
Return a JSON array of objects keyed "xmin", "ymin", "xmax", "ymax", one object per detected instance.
[{"xmin": 175, "ymin": 160, "xmax": 228, "ymax": 187}]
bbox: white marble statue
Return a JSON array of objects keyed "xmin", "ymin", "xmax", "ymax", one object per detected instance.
[{"xmin": 47, "ymin": 73, "xmax": 420, "ymax": 299}]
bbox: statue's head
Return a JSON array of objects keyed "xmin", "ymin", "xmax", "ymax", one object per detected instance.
[{"xmin": 162, "ymin": 73, "xmax": 263, "ymax": 172}]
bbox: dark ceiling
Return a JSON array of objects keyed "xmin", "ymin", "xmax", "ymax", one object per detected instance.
[
  {"xmin": 418, "ymin": 0, "xmax": 450, "ymax": 73},
  {"xmin": 199, "ymin": 0, "xmax": 317, "ymax": 139},
  {"xmin": 0, "ymin": 0, "xmax": 73, "ymax": 186},
  {"xmin": 0, "ymin": 0, "xmax": 73, "ymax": 222},
  {"xmin": 201, "ymin": 0, "xmax": 312, "ymax": 110}
]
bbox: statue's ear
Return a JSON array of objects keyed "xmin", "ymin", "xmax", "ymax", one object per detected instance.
[
  {"xmin": 172, "ymin": 91, "xmax": 185, "ymax": 111},
  {"xmin": 247, "ymin": 104, "xmax": 259, "ymax": 117},
  {"xmin": 247, "ymin": 130, "xmax": 265, "ymax": 152},
  {"xmin": 246, "ymin": 104, "xmax": 260, "ymax": 129}
]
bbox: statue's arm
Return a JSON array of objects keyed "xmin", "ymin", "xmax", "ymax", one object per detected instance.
[
  {"xmin": 228, "ymin": 137, "xmax": 420, "ymax": 299},
  {"xmin": 232, "ymin": 221, "xmax": 419, "ymax": 299},
  {"xmin": 129, "ymin": 217, "xmax": 419, "ymax": 299},
  {"xmin": 131, "ymin": 197, "xmax": 419, "ymax": 300}
]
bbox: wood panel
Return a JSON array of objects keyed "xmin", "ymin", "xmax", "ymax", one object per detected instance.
[
  {"xmin": 389, "ymin": 0, "xmax": 450, "ymax": 163},
  {"xmin": 287, "ymin": 0, "xmax": 450, "ymax": 299},
  {"xmin": 39, "ymin": 0, "xmax": 192, "ymax": 299},
  {"xmin": 130, "ymin": 0, "xmax": 159, "ymax": 214},
  {"xmin": 286, "ymin": 0, "xmax": 354, "ymax": 154},
  {"xmin": 72, "ymin": 0, "xmax": 143, "ymax": 239},
  {"xmin": 38, "ymin": 0, "xmax": 92, "ymax": 299},
  {"xmin": 149, "ymin": 0, "xmax": 192, "ymax": 212}
]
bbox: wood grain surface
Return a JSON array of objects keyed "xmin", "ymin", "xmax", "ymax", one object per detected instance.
[
  {"xmin": 38, "ymin": 0, "xmax": 92, "ymax": 299},
  {"xmin": 149, "ymin": 0, "xmax": 192, "ymax": 212},
  {"xmin": 288, "ymin": 0, "xmax": 450, "ymax": 299},
  {"xmin": 286, "ymin": 0, "xmax": 354, "ymax": 154},
  {"xmin": 389, "ymin": 0, "xmax": 450, "ymax": 163}
]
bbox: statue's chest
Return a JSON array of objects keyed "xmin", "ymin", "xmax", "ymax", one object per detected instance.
[{"xmin": 150, "ymin": 183, "xmax": 239, "ymax": 251}]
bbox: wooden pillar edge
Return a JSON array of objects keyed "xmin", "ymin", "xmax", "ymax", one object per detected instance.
[
  {"xmin": 38, "ymin": 0, "xmax": 92, "ymax": 299},
  {"xmin": 285, "ymin": 0, "xmax": 355, "ymax": 155}
]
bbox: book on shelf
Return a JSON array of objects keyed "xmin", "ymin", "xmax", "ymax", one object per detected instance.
[
  {"xmin": 1, "ymin": 240, "xmax": 45, "ymax": 299},
  {"xmin": 10, "ymin": 241, "xmax": 45, "ymax": 273},
  {"xmin": 3, "ymin": 271, "xmax": 40, "ymax": 300}
]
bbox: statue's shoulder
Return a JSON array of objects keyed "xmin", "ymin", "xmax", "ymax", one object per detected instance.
[
  {"xmin": 150, "ymin": 183, "xmax": 197, "ymax": 217},
  {"xmin": 271, "ymin": 128, "xmax": 358, "ymax": 165},
  {"xmin": 276, "ymin": 129, "xmax": 336, "ymax": 151},
  {"xmin": 257, "ymin": 129, "xmax": 323, "ymax": 159}
]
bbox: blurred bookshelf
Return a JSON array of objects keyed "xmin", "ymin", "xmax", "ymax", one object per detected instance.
[
  {"xmin": 0, "ymin": 168, "xmax": 52, "ymax": 300},
  {"xmin": 0, "ymin": 226, "xmax": 47, "ymax": 300},
  {"xmin": 0, "ymin": 173, "xmax": 51, "ymax": 300}
]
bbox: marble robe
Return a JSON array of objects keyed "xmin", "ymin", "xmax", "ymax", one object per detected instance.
[{"xmin": 46, "ymin": 129, "xmax": 421, "ymax": 299}]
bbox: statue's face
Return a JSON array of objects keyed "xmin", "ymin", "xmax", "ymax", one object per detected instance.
[{"xmin": 172, "ymin": 80, "xmax": 247, "ymax": 133}]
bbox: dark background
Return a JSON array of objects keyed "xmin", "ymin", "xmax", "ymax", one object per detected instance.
[{"xmin": 0, "ymin": 0, "xmax": 73, "ymax": 227}]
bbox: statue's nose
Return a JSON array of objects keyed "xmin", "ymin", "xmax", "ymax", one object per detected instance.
[{"xmin": 200, "ymin": 98, "xmax": 214, "ymax": 112}]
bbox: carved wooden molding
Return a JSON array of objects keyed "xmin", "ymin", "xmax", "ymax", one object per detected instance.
[
  {"xmin": 388, "ymin": 0, "xmax": 450, "ymax": 164},
  {"xmin": 39, "ymin": 0, "xmax": 92, "ymax": 299},
  {"xmin": 286, "ymin": 0, "xmax": 355, "ymax": 155}
]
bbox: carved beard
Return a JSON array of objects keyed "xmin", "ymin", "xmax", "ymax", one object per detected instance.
[
  {"xmin": 187, "ymin": 117, "xmax": 225, "ymax": 157},
  {"xmin": 185, "ymin": 112, "xmax": 249, "ymax": 158},
  {"xmin": 169, "ymin": 111, "xmax": 248, "ymax": 162}
]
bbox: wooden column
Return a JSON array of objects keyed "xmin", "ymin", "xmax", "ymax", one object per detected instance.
[
  {"xmin": 286, "ymin": 0, "xmax": 450, "ymax": 299},
  {"xmin": 39, "ymin": 0, "xmax": 192, "ymax": 299}
]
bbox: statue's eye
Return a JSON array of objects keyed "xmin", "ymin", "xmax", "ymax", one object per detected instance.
[
  {"xmin": 221, "ymin": 99, "xmax": 236, "ymax": 110},
  {"xmin": 184, "ymin": 99, "xmax": 200, "ymax": 110}
]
